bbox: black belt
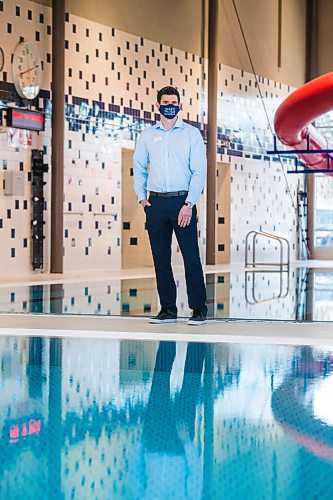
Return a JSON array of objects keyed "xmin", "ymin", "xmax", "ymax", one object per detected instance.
[{"xmin": 150, "ymin": 190, "xmax": 188, "ymax": 198}]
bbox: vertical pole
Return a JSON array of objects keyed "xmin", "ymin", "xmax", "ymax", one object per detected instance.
[
  {"xmin": 305, "ymin": 1, "xmax": 318, "ymax": 264},
  {"xmin": 277, "ymin": 0, "xmax": 282, "ymax": 68},
  {"xmin": 27, "ymin": 337, "xmax": 43, "ymax": 399},
  {"xmin": 206, "ymin": 0, "xmax": 219, "ymax": 265},
  {"xmin": 51, "ymin": 0, "xmax": 65, "ymax": 273},
  {"xmin": 307, "ymin": 174, "xmax": 314, "ymax": 258},
  {"xmin": 305, "ymin": 269, "xmax": 314, "ymax": 321},
  {"xmin": 205, "ymin": 272, "xmax": 216, "ymax": 318},
  {"xmin": 48, "ymin": 338, "xmax": 63, "ymax": 498},
  {"xmin": 305, "ymin": 0, "xmax": 319, "ymax": 82},
  {"xmin": 203, "ymin": 344, "xmax": 214, "ymax": 497},
  {"xmin": 50, "ymin": 283, "xmax": 64, "ymax": 314},
  {"xmin": 200, "ymin": 0, "xmax": 206, "ymax": 109}
]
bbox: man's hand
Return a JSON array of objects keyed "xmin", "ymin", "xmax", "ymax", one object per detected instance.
[
  {"xmin": 178, "ymin": 204, "xmax": 192, "ymax": 227},
  {"xmin": 140, "ymin": 199, "xmax": 151, "ymax": 209}
]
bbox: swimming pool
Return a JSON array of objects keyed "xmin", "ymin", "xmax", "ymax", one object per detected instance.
[{"xmin": 1, "ymin": 335, "xmax": 333, "ymax": 499}]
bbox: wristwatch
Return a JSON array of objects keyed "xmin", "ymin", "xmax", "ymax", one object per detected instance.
[{"xmin": 185, "ymin": 201, "xmax": 193, "ymax": 209}]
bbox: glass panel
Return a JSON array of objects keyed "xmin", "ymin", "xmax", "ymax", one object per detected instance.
[{"xmin": 314, "ymin": 175, "xmax": 333, "ymax": 247}]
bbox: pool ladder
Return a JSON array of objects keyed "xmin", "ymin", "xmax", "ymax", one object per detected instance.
[
  {"xmin": 245, "ymin": 230, "xmax": 290, "ymax": 304},
  {"xmin": 245, "ymin": 230, "xmax": 290, "ymax": 269}
]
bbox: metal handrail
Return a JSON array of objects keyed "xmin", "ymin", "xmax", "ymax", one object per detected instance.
[{"xmin": 245, "ymin": 230, "xmax": 290, "ymax": 269}]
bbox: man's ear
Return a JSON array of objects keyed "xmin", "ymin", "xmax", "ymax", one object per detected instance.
[
  {"xmin": 179, "ymin": 103, "xmax": 183, "ymax": 111},
  {"xmin": 155, "ymin": 101, "xmax": 160, "ymax": 111}
]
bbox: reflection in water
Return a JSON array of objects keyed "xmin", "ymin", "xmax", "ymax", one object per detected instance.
[
  {"xmin": 2, "ymin": 268, "xmax": 333, "ymax": 320},
  {"xmin": 0, "ymin": 337, "xmax": 333, "ymax": 498},
  {"xmin": 272, "ymin": 347, "xmax": 333, "ymax": 461},
  {"xmin": 131, "ymin": 342, "xmax": 207, "ymax": 500}
]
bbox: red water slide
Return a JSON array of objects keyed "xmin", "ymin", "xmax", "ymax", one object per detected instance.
[{"xmin": 274, "ymin": 72, "xmax": 333, "ymax": 172}]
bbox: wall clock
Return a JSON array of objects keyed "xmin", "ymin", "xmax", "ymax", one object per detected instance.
[
  {"xmin": 12, "ymin": 41, "xmax": 42, "ymax": 100},
  {"xmin": 0, "ymin": 47, "xmax": 4, "ymax": 72}
]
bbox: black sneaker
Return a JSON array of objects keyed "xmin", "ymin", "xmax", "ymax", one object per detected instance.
[
  {"xmin": 188, "ymin": 310, "xmax": 207, "ymax": 326},
  {"xmin": 149, "ymin": 308, "xmax": 178, "ymax": 324}
]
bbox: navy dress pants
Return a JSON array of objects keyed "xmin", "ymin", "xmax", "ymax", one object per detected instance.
[{"xmin": 145, "ymin": 194, "xmax": 207, "ymax": 315}]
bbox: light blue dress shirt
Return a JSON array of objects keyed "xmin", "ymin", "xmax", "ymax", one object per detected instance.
[{"xmin": 133, "ymin": 118, "xmax": 207, "ymax": 205}]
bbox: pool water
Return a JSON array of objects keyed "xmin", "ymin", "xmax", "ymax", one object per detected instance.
[
  {"xmin": 1, "ymin": 268, "xmax": 333, "ymax": 321},
  {"xmin": 1, "ymin": 336, "xmax": 333, "ymax": 499}
]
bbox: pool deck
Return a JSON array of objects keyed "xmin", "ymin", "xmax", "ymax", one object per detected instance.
[
  {"xmin": 1, "ymin": 260, "xmax": 333, "ymax": 287},
  {"xmin": 0, "ymin": 313, "xmax": 332, "ymax": 347}
]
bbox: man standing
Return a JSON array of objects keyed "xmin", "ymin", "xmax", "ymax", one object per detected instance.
[{"xmin": 133, "ymin": 86, "xmax": 207, "ymax": 325}]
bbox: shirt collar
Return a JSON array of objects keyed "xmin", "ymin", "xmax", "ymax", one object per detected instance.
[{"xmin": 155, "ymin": 118, "xmax": 185, "ymax": 131}]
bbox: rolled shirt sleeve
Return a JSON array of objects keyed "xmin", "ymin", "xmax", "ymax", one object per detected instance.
[
  {"xmin": 186, "ymin": 128, "xmax": 207, "ymax": 206},
  {"xmin": 133, "ymin": 133, "xmax": 149, "ymax": 203}
]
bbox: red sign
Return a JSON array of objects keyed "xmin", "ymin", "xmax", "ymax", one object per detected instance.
[{"xmin": 7, "ymin": 107, "xmax": 45, "ymax": 131}]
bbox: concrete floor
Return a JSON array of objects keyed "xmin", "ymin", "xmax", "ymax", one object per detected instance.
[{"xmin": 0, "ymin": 313, "xmax": 332, "ymax": 347}]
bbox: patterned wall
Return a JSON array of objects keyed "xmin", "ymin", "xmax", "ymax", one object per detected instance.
[
  {"xmin": 0, "ymin": 0, "xmax": 52, "ymax": 276},
  {"xmin": 0, "ymin": 0, "xmax": 304, "ymax": 277},
  {"xmin": 216, "ymin": 69, "xmax": 305, "ymax": 262}
]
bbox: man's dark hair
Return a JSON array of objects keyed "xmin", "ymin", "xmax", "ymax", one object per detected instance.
[{"xmin": 157, "ymin": 86, "xmax": 180, "ymax": 104}]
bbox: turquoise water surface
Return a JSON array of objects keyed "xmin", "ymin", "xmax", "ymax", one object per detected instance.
[{"xmin": 0, "ymin": 336, "xmax": 333, "ymax": 499}]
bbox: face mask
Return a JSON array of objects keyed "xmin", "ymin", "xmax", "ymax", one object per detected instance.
[{"xmin": 159, "ymin": 104, "xmax": 180, "ymax": 119}]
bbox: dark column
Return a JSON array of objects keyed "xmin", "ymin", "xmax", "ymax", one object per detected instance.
[
  {"xmin": 307, "ymin": 162, "xmax": 315, "ymax": 259},
  {"xmin": 50, "ymin": 283, "xmax": 64, "ymax": 314},
  {"xmin": 305, "ymin": 1, "xmax": 319, "ymax": 253},
  {"xmin": 206, "ymin": 0, "xmax": 219, "ymax": 265},
  {"xmin": 27, "ymin": 337, "xmax": 43, "ymax": 399},
  {"xmin": 306, "ymin": 0, "xmax": 319, "ymax": 81},
  {"xmin": 51, "ymin": 0, "xmax": 65, "ymax": 273},
  {"xmin": 48, "ymin": 338, "xmax": 63, "ymax": 498},
  {"xmin": 305, "ymin": 269, "xmax": 314, "ymax": 321},
  {"xmin": 205, "ymin": 272, "xmax": 216, "ymax": 318},
  {"xmin": 203, "ymin": 344, "xmax": 214, "ymax": 497},
  {"xmin": 277, "ymin": 0, "xmax": 282, "ymax": 68}
]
